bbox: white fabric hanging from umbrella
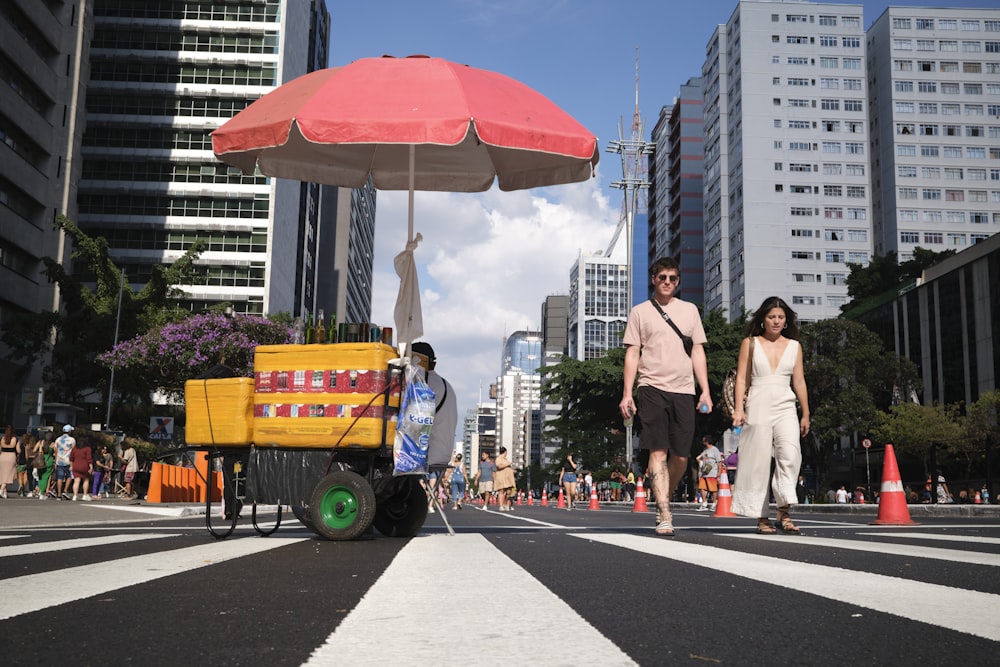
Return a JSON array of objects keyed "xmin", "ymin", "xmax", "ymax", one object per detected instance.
[{"xmin": 393, "ymin": 233, "xmax": 424, "ymax": 348}]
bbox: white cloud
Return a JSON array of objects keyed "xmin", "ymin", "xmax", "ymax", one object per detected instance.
[{"xmin": 369, "ymin": 178, "xmax": 617, "ymax": 425}]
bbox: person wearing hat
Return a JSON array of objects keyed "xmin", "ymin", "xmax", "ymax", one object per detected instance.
[
  {"xmin": 54, "ymin": 425, "xmax": 76, "ymax": 500},
  {"xmin": 409, "ymin": 342, "xmax": 458, "ymax": 470}
]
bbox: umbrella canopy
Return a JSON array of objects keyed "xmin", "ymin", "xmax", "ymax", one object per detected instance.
[
  {"xmin": 212, "ymin": 55, "xmax": 600, "ymax": 194},
  {"xmin": 212, "ymin": 55, "xmax": 599, "ymax": 348}
]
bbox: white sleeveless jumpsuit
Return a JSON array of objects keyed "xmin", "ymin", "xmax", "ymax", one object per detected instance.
[{"xmin": 731, "ymin": 338, "xmax": 803, "ymax": 518}]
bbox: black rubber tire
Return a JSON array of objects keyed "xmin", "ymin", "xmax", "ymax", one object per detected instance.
[
  {"xmin": 373, "ymin": 476, "xmax": 429, "ymax": 538},
  {"xmin": 308, "ymin": 471, "xmax": 376, "ymax": 541},
  {"xmin": 290, "ymin": 505, "xmax": 321, "ymax": 536}
]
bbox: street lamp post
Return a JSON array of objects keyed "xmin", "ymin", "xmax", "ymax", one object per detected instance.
[{"xmin": 105, "ymin": 269, "xmax": 125, "ymax": 429}]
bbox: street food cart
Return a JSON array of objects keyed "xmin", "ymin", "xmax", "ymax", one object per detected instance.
[{"xmin": 185, "ymin": 342, "xmax": 427, "ymax": 541}]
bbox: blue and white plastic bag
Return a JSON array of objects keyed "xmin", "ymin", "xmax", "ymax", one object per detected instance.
[{"xmin": 392, "ymin": 362, "xmax": 436, "ymax": 475}]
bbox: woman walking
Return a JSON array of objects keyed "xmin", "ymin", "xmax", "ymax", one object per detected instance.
[
  {"xmin": 449, "ymin": 453, "xmax": 466, "ymax": 510},
  {"xmin": 729, "ymin": 297, "xmax": 810, "ymax": 534},
  {"xmin": 0, "ymin": 425, "xmax": 18, "ymax": 499},
  {"xmin": 494, "ymin": 447, "xmax": 516, "ymax": 511}
]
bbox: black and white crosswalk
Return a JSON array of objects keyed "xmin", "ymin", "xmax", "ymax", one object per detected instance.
[{"xmin": 1, "ymin": 510, "xmax": 997, "ymax": 666}]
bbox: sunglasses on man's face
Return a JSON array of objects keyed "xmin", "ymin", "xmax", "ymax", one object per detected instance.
[{"xmin": 654, "ymin": 273, "xmax": 680, "ymax": 283}]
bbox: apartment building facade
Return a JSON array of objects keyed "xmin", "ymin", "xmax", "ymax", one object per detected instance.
[{"xmin": 867, "ymin": 7, "xmax": 1000, "ymax": 260}]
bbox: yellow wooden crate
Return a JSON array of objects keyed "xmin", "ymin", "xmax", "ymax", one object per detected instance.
[
  {"xmin": 252, "ymin": 343, "xmax": 401, "ymax": 448},
  {"xmin": 184, "ymin": 378, "xmax": 255, "ymax": 446}
]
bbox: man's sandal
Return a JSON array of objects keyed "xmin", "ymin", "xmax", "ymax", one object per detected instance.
[
  {"xmin": 655, "ymin": 505, "xmax": 675, "ymax": 536},
  {"xmin": 776, "ymin": 509, "xmax": 801, "ymax": 534},
  {"xmin": 756, "ymin": 518, "xmax": 777, "ymax": 534}
]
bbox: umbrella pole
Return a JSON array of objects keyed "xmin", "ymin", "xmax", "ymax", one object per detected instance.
[{"xmin": 408, "ymin": 144, "xmax": 415, "ymax": 242}]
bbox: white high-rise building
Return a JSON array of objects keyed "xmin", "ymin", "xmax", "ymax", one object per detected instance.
[
  {"xmin": 703, "ymin": 1, "xmax": 871, "ymax": 321},
  {"xmin": 78, "ymin": 0, "xmax": 375, "ymax": 320},
  {"xmin": 568, "ymin": 246, "xmax": 630, "ymax": 360},
  {"xmin": 867, "ymin": 7, "xmax": 1000, "ymax": 258}
]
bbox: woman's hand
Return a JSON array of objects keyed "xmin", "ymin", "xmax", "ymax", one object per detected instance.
[
  {"xmin": 731, "ymin": 408, "xmax": 746, "ymax": 427},
  {"xmin": 799, "ymin": 416, "xmax": 810, "ymax": 437}
]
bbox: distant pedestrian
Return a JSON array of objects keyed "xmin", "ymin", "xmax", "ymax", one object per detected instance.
[
  {"xmin": 122, "ymin": 441, "xmax": 139, "ymax": 499},
  {"xmin": 835, "ymin": 486, "xmax": 849, "ymax": 504},
  {"xmin": 16, "ymin": 432, "xmax": 33, "ymax": 496},
  {"xmin": 449, "ymin": 453, "xmax": 465, "ymax": 510},
  {"xmin": 69, "ymin": 440, "xmax": 93, "ymax": 502},
  {"xmin": 695, "ymin": 436, "xmax": 721, "ymax": 512},
  {"xmin": 474, "ymin": 450, "xmax": 495, "ymax": 510},
  {"xmin": 54, "ymin": 425, "xmax": 76, "ymax": 500},
  {"xmin": 37, "ymin": 439, "xmax": 55, "ymax": 499},
  {"xmin": 559, "ymin": 451, "xmax": 578, "ymax": 510},
  {"xmin": 0, "ymin": 425, "xmax": 18, "ymax": 499},
  {"xmin": 935, "ymin": 475, "xmax": 949, "ymax": 504},
  {"xmin": 494, "ymin": 447, "xmax": 516, "ymax": 511}
]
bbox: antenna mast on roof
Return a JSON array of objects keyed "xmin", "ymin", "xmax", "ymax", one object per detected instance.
[{"xmin": 606, "ymin": 48, "xmax": 651, "ymax": 294}]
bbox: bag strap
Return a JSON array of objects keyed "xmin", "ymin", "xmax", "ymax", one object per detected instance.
[
  {"xmin": 744, "ymin": 336, "xmax": 755, "ymax": 391},
  {"xmin": 435, "ymin": 380, "xmax": 448, "ymax": 413},
  {"xmin": 648, "ymin": 298, "xmax": 690, "ymax": 356}
]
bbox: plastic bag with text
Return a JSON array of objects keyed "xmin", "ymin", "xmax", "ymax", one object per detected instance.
[{"xmin": 392, "ymin": 362, "xmax": 436, "ymax": 476}]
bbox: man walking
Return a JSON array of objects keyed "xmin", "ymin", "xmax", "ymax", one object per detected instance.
[
  {"xmin": 54, "ymin": 425, "xmax": 75, "ymax": 500},
  {"xmin": 620, "ymin": 257, "xmax": 712, "ymax": 536},
  {"xmin": 474, "ymin": 450, "xmax": 495, "ymax": 510}
]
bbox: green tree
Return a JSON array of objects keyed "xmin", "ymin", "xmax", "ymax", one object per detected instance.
[
  {"xmin": 799, "ymin": 318, "xmax": 920, "ymax": 490},
  {"xmin": 960, "ymin": 390, "xmax": 1000, "ymax": 478},
  {"xmin": 873, "ymin": 401, "xmax": 964, "ymax": 473},
  {"xmin": 540, "ymin": 348, "xmax": 627, "ymax": 478},
  {"xmin": 844, "ymin": 247, "xmax": 955, "ymax": 312},
  {"xmin": 2, "ymin": 217, "xmax": 204, "ymax": 424}
]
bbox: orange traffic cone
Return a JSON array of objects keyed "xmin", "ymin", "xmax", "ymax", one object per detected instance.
[
  {"xmin": 713, "ymin": 465, "xmax": 738, "ymax": 517},
  {"xmin": 975, "ymin": 491, "xmax": 982, "ymax": 504},
  {"xmin": 527, "ymin": 491, "xmax": 534, "ymax": 505},
  {"xmin": 541, "ymin": 489, "xmax": 548, "ymax": 506},
  {"xmin": 588, "ymin": 485, "xmax": 600, "ymax": 510},
  {"xmin": 632, "ymin": 477, "xmax": 649, "ymax": 512},
  {"xmin": 557, "ymin": 488, "xmax": 566, "ymax": 508},
  {"xmin": 872, "ymin": 444, "xmax": 919, "ymax": 525}
]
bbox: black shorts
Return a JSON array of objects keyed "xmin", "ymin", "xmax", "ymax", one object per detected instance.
[{"xmin": 637, "ymin": 385, "xmax": 696, "ymax": 459}]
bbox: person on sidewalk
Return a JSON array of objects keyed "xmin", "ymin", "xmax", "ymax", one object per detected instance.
[
  {"xmin": 494, "ymin": 446, "xmax": 516, "ymax": 511},
  {"xmin": 122, "ymin": 442, "xmax": 139, "ymax": 499},
  {"xmin": 695, "ymin": 435, "xmax": 722, "ymax": 512},
  {"xmin": 54, "ymin": 425, "xmax": 76, "ymax": 500},
  {"xmin": 0, "ymin": 425, "xmax": 18, "ymax": 499},
  {"xmin": 69, "ymin": 439, "xmax": 94, "ymax": 501},
  {"xmin": 620, "ymin": 257, "xmax": 712, "ymax": 536},
  {"xmin": 558, "ymin": 451, "xmax": 578, "ymax": 510},
  {"xmin": 449, "ymin": 453, "xmax": 466, "ymax": 510}
]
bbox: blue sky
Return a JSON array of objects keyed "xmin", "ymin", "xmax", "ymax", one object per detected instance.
[{"xmin": 322, "ymin": 0, "xmax": 997, "ymax": 432}]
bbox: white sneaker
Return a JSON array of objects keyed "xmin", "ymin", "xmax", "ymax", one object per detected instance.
[
  {"xmin": 72, "ymin": 495, "xmax": 78, "ymax": 501},
  {"xmin": 82, "ymin": 494, "xmax": 92, "ymax": 502},
  {"xmin": 708, "ymin": 504, "xmax": 717, "ymax": 511},
  {"xmin": 696, "ymin": 504, "xmax": 709, "ymax": 512}
]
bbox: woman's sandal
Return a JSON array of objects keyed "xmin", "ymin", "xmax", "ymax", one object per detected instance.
[
  {"xmin": 776, "ymin": 509, "xmax": 801, "ymax": 534},
  {"xmin": 756, "ymin": 518, "xmax": 777, "ymax": 534}
]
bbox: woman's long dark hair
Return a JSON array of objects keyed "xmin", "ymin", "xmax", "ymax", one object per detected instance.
[{"xmin": 745, "ymin": 296, "xmax": 800, "ymax": 340}]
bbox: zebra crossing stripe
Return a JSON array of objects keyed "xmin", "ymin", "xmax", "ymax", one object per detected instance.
[
  {"xmin": 0, "ymin": 534, "xmax": 174, "ymax": 558},
  {"xmin": 574, "ymin": 533, "xmax": 1000, "ymax": 642},
  {"xmin": 305, "ymin": 533, "xmax": 637, "ymax": 666},
  {"xmin": 856, "ymin": 532, "xmax": 1000, "ymax": 546},
  {"xmin": 730, "ymin": 533, "xmax": 1000, "ymax": 567},
  {"xmin": 0, "ymin": 537, "xmax": 308, "ymax": 621}
]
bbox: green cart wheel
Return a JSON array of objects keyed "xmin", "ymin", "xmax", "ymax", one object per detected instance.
[{"xmin": 308, "ymin": 470, "xmax": 376, "ymax": 541}]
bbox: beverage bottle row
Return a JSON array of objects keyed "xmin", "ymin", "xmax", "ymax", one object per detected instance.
[{"xmin": 292, "ymin": 311, "xmax": 393, "ymax": 347}]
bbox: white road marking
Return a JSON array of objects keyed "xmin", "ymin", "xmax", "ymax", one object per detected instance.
[
  {"xmin": 305, "ymin": 533, "xmax": 636, "ymax": 666},
  {"xmin": 729, "ymin": 533, "xmax": 1000, "ymax": 567},
  {"xmin": 575, "ymin": 533, "xmax": 1000, "ymax": 642},
  {"xmin": 0, "ymin": 534, "xmax": 173, "ymax": 558},
  {"xmin": 0, "ymin": 535, "xmax": 29, "ymax": 541},
  {"xmin": 0, "ymin": 537, "xmax": 308, "ymax": 621},
  {"xmin": 856, "ymin": 532, "xmax": 1000, "ymax": 546}
]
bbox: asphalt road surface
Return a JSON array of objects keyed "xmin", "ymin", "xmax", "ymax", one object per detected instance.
[{"xmin": 1, "ymin": 497, "xmax": 998, "ymax": 666}]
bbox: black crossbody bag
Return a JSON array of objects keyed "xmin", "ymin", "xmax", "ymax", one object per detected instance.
[{"xmin": 649, "ymin": 298, "xmax": 693, "ymax": 357}]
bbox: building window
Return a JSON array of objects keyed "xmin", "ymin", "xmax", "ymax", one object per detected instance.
[
  {"xmin": 923, "ymin": 232, "xmax": 943, "ymax": 244},
  {"xmin": 916, "ymin": 18, "xmax": 934, "ymax": 30},
  {"xmin": 846, "ymin": 164, "xmax": 865, "ymax": 176},
  {"xmin": 824, "ymin": 185, "xmax": 843, "ymax": 197},
  {"xmin": 824, "ymin": 207, "xmax": 844, "ymax": 218},
  {"xmin": 824, "ymin": 163, "xmax": 842, "ymax": 175},
  {"xmin": 899, "ymin": 210, "xmax": 919, "ymax": 222},
  {"xmin": 922, "ymin": 189, "xmax": 942, "ymax": 200},
  {"xmin": 898, "ymin": 166, "xmax": 917, "ymax": 178},
  {"xmin": 919, "ymin": 123, "xmax": 938, "ymax": 135},
  {"xmin": 899, "ymin": 187, "xmax": 918, "ymax": 199},
  {"xmin": 827, "ymin": 273, "xmax": 847, "ymax": 285},
  {"xmin": 843, "ymin": 58, "xmax": 862, "ymax": 70},
  {"xmin": 900, "ymin": 231, "xmax": 919, "ymax": 243},
  {"xmin": 824, "ymin": 228, "xmax": 844, "ymax": 241},
  {"xmin": 895, "ymin": 80, "xmax": 914, "ymax": 93},
  {"xmin": 846, "ymin": 208, "xmax": 866, "ymax": 220},
  {"xmin": 922, "ymin": 167, "xmax": 941, "ymax": 179},
  {"xmin": 825, "ymin": 251, "xmax": 845, "ymax": 263},
  {"xmin": 847, "ymin": 251, "xmax": 869, "ymax": 263},
  {"xmin": 821, "ymin": 57, "xmax": 839, "ymax": 68},
  {"xmin": 843, "ymin": 37, "xmax": 860, "ymax": 48}
]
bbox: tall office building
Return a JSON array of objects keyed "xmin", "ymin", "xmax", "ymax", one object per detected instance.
[
  {"xmin": 567, "ymin": 248, "xmax": 630, "ymax": 361},
  {"xmin": 703, "ymin": 1, "xmax": 871, "ymax": 322},
  {"xmin": 0, "ymin": 1, "xmax": 91, "ymax": 427},
  {"xmin": 496, "ymin": 331, "xmax": 541, "ymax": 472},
  {"xmin": 539, "ymin": 294, "xmax": 568, "ymax": 466},
  {"xmin": 78, "ymin": 0, "xmax": 374, "ymax": 319},
  {"xmin": 649, "ymin": 77, "xmax": 706, "ymax": 307},
  {"xmin": 867, "ymin": 7, "xmax": 1000, "ymax": 259}
]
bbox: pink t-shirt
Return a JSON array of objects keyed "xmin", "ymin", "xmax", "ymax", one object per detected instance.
[{"xmin": 623, "ymin": 298, "xmax": 707, "ymax": 395}]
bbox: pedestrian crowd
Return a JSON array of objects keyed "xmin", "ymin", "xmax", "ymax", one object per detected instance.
[{"xmin": 0, "ymin": 424, "xmax": 141, "ymax": 502}]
